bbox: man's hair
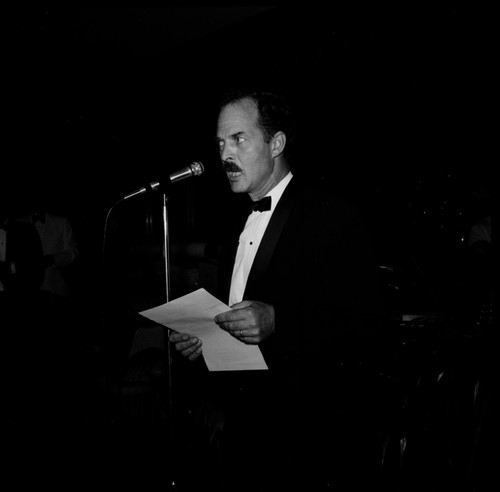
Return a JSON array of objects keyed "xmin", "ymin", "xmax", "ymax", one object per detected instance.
[{"xmin": 218, "ymin": 87, "xmax": 296, "ymax": 160}]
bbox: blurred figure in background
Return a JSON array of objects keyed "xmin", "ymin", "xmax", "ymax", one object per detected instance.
[
  {"xmin": 464, "ymin": 188, "xmax": 492, "ymax": 326},
  {"xmin": 0, "ymin": 197, "xmax": 44, "ymax": 297},
  {"xmin": 467, "ymin": 189, "xmax": 491, "ymax": 266},
  {"xmin": 3, "ymin": 181, "xmax": 86, "ymax": 429},
  {"xmin": 16, "ymin": 189, "xmax": 79, "ymax": 301}
]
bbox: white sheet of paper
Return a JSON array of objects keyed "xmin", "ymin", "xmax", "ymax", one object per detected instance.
[{"xmin": 139, "ymin": 288, "xmax": 268, "ymax": 371}]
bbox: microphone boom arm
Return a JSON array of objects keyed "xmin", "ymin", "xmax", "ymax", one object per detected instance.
[{"xmin": 119, "ymin": 161, "xmax": 204, "ymax": 203}]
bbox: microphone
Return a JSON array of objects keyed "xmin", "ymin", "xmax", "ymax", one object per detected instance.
[{"xmin": 121, "ymin": 161, "xmax": 204, "ymax": 201}]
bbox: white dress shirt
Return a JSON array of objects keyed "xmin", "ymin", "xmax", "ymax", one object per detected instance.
[{"xmin": 229, "ymin": 172, "xmax": 293, "ymax": 306}]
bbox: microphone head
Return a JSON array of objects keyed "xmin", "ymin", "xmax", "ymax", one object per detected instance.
[{"xmin": 190, "ymin": 161, "xmax": 204, "ymax": 176}]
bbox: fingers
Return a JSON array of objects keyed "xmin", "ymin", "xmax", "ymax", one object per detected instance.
[
  {"xmin": 215, "ymin": 305, "xmax": 256, "ymax": 332},
  {"xmin": 187, "ymin": 343, "xmax": 202, "ymax": 361},
  {"xmin": 235, "ymin": 328, "xmax": 248, "ymax": 340},
  {"xmin": 169, "ymin": 331, "xmax": 188, "ymax": 343},
  {"xmin": 214, "ymin": 305, "xmax": 254, "ymax": 330},
  {"xmin": 214, "ymin": 307, "xmax": 249, "ymax": 325},
  {"xmin": 214, "ymin": 314, "xmax": 258, "ymax": 343},
  {"xmin": 169, "ymin": 332, "xmax": 203, "ymax": 360},
  {"xmin": 234, "ymin": 330, "xmax": 260, "ymax": 344},
  {"xmin": 214, "ymin": 301, "xmax": 275, "ymax": 344}
]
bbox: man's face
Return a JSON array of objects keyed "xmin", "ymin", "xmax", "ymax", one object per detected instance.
[{"xmin": 216, "ymin": 98, "xmax": 275, "ymax": 200}]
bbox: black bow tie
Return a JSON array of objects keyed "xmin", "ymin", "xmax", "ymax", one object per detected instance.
[{"xmin": 251, "ymin": 196, "xmax": 272, "ymax": 213}]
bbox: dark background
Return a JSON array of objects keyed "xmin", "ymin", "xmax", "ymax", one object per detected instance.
[{"xmin": 5, "ymin": 5, "xmax": 493, "ymax": 309}]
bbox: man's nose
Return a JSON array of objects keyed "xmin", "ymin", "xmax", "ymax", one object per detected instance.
[{"xmin": 219, "ymin": 142, "xmax": 234, "ymax": 162}]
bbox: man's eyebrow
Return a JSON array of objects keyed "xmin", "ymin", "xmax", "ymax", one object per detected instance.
[{"xmin": 215, "ymin": 131, "xmax": 245, "ymax": 142}]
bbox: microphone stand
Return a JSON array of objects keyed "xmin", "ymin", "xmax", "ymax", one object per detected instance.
[
  {"xmin": 161, "ymin": 191, "xmax": 178, "ymax": 491},
  {"xmin": 105, "ymin": 166, "xmax": 203, "ymax": 489}
]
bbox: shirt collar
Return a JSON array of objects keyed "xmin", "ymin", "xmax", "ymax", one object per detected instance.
[{"xmin": 266, "ymin": 171, "xmax": 293, "ymax": 213}]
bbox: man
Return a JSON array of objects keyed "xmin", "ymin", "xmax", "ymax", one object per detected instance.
[{"xmin": 169, "ymin": 88, "xmax": 385, "ymax": 491}]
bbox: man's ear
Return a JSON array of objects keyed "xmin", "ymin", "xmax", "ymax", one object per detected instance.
[{"xmin": 271, "ymin": 131, "xmax": 287, "ymax": 158}]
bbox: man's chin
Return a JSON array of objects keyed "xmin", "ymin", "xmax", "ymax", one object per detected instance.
[{"xmin": 228, "ymin": 179, "xmax": 247, "ymax": 194}]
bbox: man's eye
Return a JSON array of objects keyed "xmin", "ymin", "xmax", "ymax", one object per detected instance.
[{"xmin": 236, "ymin": 136, "xmax": 245, "ymax": 144}]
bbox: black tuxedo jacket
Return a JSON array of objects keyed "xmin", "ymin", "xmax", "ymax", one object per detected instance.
[
  {"xmin": 183, "ymin": 177, "xmax": 387, "ymax": 490},
  {"xmin": 217, "ymin": 177, "xmax": 384, "ymax": 382}
]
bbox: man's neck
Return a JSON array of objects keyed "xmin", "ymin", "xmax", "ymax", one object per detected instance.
[{"xmin": 249, "ymin": 167, "xmax": 291, "ymax": 202}]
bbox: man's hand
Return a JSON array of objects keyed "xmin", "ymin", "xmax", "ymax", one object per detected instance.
[
  {"xmin": 169, "ymin": 331, "xmax": 203, "ymax": 361},
  {"xmin": 214, "ymin": 300, "xmax": 275, "ymax": 344}
]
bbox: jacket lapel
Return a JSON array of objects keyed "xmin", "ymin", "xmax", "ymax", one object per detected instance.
[{"xmin": 244, "ymin": 178, "xmax": 298, "ymax": 299}]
